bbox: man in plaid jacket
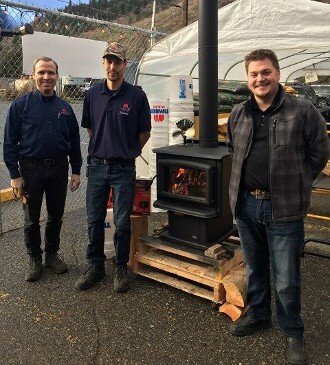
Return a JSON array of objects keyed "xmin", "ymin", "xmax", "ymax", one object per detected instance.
[{"xmin": 227, "ymin": 49, "xmax": 329, "ymax": 365}]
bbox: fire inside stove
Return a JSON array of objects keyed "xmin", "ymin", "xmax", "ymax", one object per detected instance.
[{"xmin": 168, "ymin": 166, "xmax": 206, "ymax": 198}]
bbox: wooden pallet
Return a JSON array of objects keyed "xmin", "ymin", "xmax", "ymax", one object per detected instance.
[{"xmin": 132, "ymin": 235, "xmax": 242, "ymax": 304}]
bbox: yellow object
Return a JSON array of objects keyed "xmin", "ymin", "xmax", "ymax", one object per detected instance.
[
  {"xmin": 283, "ymin": 85, "xmax": 297, "ymax": 95},
  {"xmin": 0, "ymin": 188, "xmax": 16, "ymax": 202}
]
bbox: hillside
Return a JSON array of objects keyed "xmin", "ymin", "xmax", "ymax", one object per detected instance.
[
  {"xmin": 62, "ymin": 0, "xmax": 329, "ymax": 36},
  {"xmin": 62, "ymin": 0, "xmax": 235, "ymax": 34},
  {"xmin": 57, "ymin": 0, "xmax": 235, "ymax": 61}
]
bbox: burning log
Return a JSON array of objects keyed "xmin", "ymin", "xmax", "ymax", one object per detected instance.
[{"xmin": 170, "ymin": 167, "xmax": 206, "ymax": 197}]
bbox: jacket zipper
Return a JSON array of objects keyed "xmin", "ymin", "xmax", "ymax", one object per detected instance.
[
  {"xmin": 269, "ymin": 117, "xmax": 277, "ymax": 221},
  {"xmin": 272, "ymin": 118, "xmax": 277, "ymax": 146}
]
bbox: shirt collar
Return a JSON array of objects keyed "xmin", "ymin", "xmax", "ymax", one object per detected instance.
[
  {"xmin": 33, "ymin": 89, "xmax": 57, "ymax": 101},
  {"xmin": 249, "ymin": 84, "xmax": 283, "ymax": 112},
  {"xmin": 100, "ymin": 79, "xmax": 127, "ymax": 96}
]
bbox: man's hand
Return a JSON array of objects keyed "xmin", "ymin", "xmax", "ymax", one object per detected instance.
[
  {"xmin": 11, "ymin": 177, "xmax": 24, "ymax": 198},
  {"xmin": 69, "ymin": 174, "xmax": 81, "ymax": 192}
]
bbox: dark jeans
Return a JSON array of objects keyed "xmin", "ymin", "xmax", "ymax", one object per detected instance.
[
  {"xmin": 86, "ymin": 159, "xmax": 136, "ymax": 267},
  {"xmin": 20, "ymin": 158, "xmax": 68, "ymax": 258},
  {"xmin": 236, "ymin": 191, "xmax": 305, "ymax": 337}
]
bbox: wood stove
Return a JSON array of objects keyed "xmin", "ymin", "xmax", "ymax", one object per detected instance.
[
  {"xmin": 154, "ymin": 144, "xmax": 233, "ymax": 250},
  {"xmin": 152, "ymin": 1, "xmax": 232, "ymax": 251}
]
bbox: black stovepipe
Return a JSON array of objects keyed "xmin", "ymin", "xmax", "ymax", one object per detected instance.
[{"xmin": 198, "ymin": 0, "xmax": 218, "ymax": 148}]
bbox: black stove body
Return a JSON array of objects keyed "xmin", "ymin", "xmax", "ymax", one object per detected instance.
[{"xmin": 153, "ymin": 144, "xmax": 233, "ymax": 250}]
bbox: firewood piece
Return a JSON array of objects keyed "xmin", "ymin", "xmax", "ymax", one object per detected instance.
[
  {"xmin": 204, "ymin": 244, "xmax": 226, "ymax": 259},
  {"xmin": 214, "ymin": 250, "xmax": 227, "ymax": 260},
  {"xmin": 221, "ymin": 264, "xmax": 246, "ymax": 307},
  {"xmin": 219, "ymin": 302, "xmax": 249, "ymax": 321}
]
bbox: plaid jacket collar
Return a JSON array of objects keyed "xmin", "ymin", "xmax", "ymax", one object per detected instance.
[{"xmin": 244, "ymin": 84, "xmax": 286, "ymax": 116}]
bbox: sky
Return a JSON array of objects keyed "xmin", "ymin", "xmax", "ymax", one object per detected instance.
[
  {"xmin": 12, "ymin": 0, "xmax": 89, "ymax": 11},
  {"xmin": 1, "ymin": 0, "xmax": 90, "ymax": 28}
]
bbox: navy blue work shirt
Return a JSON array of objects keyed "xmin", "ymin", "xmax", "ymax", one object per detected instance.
[
  {"xmin": 81, "ymin": 80, "xmax": 151, "ymax": 159},
  {"xmin": 3, "ymin": 90, "xmax": 82, "ymax": 179}
]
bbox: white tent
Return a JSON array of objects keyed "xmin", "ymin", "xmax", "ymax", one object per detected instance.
[{"xmin": 136, "ymin": 0, "xmax": 330, "ymax": 100}]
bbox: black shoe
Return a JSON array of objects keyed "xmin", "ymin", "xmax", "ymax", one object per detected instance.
[
  {"xmin": 286, "ymin": 336, "xmax": 307, "ymax": 365},
  {"xmin": 75, "ymin": 266, "xmax": 105, "ymax": 291},
  {"xmin": 113, "ymin": 265, "xmax": 130, "ymax": 293},
  {"xmin": 25, "ymin": 256, "xmax": 43, "ymax": 282},
  {"xmin": 45, "ymin": 254, "xmax": 68, "ymax": 274},
  {"xmin": 229, "ymin": 313, "xmax": 272, "ymax": 336}
]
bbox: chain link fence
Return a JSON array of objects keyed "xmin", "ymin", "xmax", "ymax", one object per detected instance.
[{"xmin": 0, "ymin": 1, "xmax": 167, "ymax": 233}]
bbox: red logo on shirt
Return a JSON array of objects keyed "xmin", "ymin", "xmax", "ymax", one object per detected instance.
[
  {"xmin": 119, "ymin": 102, "xmax": 130, "ymax": 116},
  {"xmin": 60, "ymin": 108, "xmax": 70, "ymax": 115}
]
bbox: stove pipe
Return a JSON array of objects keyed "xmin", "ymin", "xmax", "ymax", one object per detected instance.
[{"xmin": 198, "ymin": 0, "xmax": 218, "ymax": 148}]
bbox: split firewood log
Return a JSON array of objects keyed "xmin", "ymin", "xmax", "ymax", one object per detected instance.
[
  {"xmin": 204, "ymin": 244, "xmax": 227, "ymax": 259},
  {"xmin": 219, "ymin": 302, "xmax": 249, "ymax": 321},
  {"xmin": 221, "ymin": 263, "xmax": 246, "ymax": 307}
]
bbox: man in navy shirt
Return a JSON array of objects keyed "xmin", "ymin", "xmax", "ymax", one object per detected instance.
[
  {"xmin": 4, "ymin": 57, "xmax": 82, "ymax": 282},
  {"xmin": 75, "ymin": 42, "xmax": 151, "ymax": 292}
]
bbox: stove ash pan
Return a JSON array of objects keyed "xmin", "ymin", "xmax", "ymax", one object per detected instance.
[{"xmin": 153, "ymin": 145, "xmax": 232, "ymax": 219}]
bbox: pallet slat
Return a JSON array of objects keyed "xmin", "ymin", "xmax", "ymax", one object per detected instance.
[
  {"xmin": 136, "ymin": 265, "xmax": 215, "ymax": 301},
  {"xmin": 133, "ymin": 235, "xmax": 244, "ymax": 305},
  {"xmin": 140, "ymin": 235, "xmax": 219, "ymax": 265},
  {"xmin": 136, "ymin": 251, "xmax": 218, "ymax": 287}
]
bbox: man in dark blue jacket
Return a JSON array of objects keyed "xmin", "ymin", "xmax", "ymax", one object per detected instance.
[
  {"xmin": 4, "ymin": 57, "xmax": 82, "ymax": 282},
  {"xmin": 75, "ymin": 42, "xmax": 151, "ymax": 293}
]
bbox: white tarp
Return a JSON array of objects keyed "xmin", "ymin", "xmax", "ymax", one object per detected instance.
[
  {"xmin": 136, "ymin": 0, "xmax": 330, "ymax": 100},
  {"xmin": 22, "ymin": 32, "xmax": 106, "ymax": 78}
]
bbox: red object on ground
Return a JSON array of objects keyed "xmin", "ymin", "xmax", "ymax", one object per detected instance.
[{"xmin": 107, "ymin": 179, "xmax": 150, "ymax": 215}]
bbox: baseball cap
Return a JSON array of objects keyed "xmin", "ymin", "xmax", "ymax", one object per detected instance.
[{"xmin": 103, "ymin": 42, "xmax": 127, "ymax": 60}]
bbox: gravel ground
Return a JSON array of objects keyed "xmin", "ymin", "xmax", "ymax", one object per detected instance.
[{"xmin": 0, "ymin": 192, "xmax": 329, "ymax": 365}]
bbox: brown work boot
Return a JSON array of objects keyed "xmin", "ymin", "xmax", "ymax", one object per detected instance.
[
  {"xmin": 25, "ymin": 256, "xmax": 43, "ymax": 282},
  {"xmin": 45, "ymin": 254, "xmax": 68, "ymax": 274}
]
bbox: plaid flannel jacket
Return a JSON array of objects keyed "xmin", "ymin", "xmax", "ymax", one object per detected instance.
[{"xmin": 227, "ymin": 90, "xmax": 330, "ymax": 222}]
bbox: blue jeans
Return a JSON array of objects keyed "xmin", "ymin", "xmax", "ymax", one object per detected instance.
[
  {"xmin": 236, "ymin": 192, "xmax": 305, "ymax": 337},
  {"xmin": 86, "ymin": 159, "xmax": 136, "ymax": 267}
]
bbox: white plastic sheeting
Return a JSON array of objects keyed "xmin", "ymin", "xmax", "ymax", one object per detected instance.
[
  {"xmin": 23, "ymin": 32, "xmax": 106, "ymax": 78},
  {"xmin": 136, "ymin": 0, "xmax": 330, "ymax": 100}
]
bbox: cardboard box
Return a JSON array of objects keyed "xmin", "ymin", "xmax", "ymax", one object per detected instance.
[{"xmin": 194, "ymin": 113, "xmax": 229, "ymax": 142}]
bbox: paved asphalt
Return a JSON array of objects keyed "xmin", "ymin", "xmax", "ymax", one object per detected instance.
[{"xmin": 0, "ymin": 194, "xmax": 329, "ymax": 365}]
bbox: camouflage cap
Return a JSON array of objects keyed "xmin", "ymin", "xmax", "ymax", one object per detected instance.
[{"xmin": 103, "ymin": 42, "xmax": 127, "ymax": 60}]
